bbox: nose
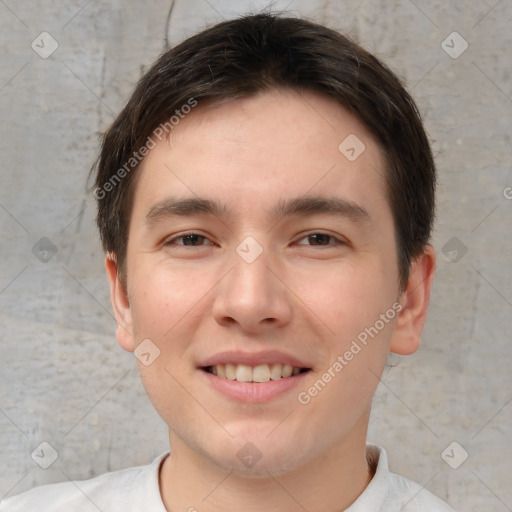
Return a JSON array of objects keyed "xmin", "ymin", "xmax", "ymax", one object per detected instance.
[{"xmin": 211, "ymin": 242, "xmax": 293, "ymax": 335}]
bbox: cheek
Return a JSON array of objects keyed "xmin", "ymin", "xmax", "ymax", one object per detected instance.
[
  {"xmin": 128, "ymin": 267, "xmax": 204, "ymax": 422},
  {"xmin": 298, "ymin": 313, "xmax": 395, "ymax": 433},
  {"xmin": 128, "ymin": 262, "xmax": 206, "ymax": 337},
  {"xmin": 292, "ymin": 258, "xmax": 397, "ymax": 340},
  {"xmin": 294, "ymin": 259, "xmax": 397, "ymax": 407}
]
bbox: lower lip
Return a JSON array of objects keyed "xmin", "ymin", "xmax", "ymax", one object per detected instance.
[{"xmin": 200, "ymin": 369, "xmax": 310, "ymax": 403}]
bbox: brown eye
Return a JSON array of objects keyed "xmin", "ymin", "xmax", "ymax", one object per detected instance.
[
  {"xmin": 165, "ymin": 233, "xmax": 211, "ymax": 246},
  {"xmin": 307, "ymin": 234, "xmax": 331, "ymax": 245},
  {"xmin": 296, "ymin": 233, "xmax": 344, "ymax": 246}
]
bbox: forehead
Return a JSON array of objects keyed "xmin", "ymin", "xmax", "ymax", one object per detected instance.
[{"xmin": 131, "ymin": 89, "xmax": 389, "ymax": 226}]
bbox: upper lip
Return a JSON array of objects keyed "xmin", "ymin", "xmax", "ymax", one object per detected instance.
[{"xmin": 199, "ymin": 350, "xmax": 311, "ymax": 369}]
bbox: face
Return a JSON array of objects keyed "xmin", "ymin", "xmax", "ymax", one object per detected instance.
[{"xmin": 107, "ymin": 89, "xmax": 431, "ymax": 476}]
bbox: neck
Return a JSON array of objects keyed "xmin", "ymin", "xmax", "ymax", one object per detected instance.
[{"xmin": 159, "ymin": 418, "xmax": 373, "ymax": 512}]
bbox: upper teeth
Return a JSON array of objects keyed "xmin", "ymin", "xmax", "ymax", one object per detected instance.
[{"xmin": 210, "ymin": 363, "xmax": 302, "ymax": 382}]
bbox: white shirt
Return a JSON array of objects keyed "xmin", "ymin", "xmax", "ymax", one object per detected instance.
[{"xmin": 0, "ymin": 445, "xmax": 456, "ymax": 511}]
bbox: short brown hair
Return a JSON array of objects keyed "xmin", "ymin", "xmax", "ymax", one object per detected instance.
[{"xmin": 92, "ymin": 13, "xmax": 436, "ymax": 289}]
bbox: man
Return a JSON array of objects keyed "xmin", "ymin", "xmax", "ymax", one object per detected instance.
[{"xmin": 1, "ymin": 13, "xmax": 455, "ymax": 511}]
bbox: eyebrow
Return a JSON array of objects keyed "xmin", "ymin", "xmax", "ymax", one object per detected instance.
[{"xmin": 144, "ymin": 195, "xmax": 371, "ymax": 226}]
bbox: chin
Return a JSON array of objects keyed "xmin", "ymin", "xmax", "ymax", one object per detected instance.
[{"xmin": 204, "ymin": 437, "xmax": 313, "ymax": 478}]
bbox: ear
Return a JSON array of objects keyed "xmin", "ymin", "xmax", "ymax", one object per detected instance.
[
  {"xmin": 105, "ymin": 253, "xmax": 135, "ymax": 352},
  {"xmin": 390, "ymin": 245, "xmax": 436, "ymax": 355}
]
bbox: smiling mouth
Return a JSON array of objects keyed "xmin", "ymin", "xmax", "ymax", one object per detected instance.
[{"xmin": 202, "ymin": 363, "xmax": 311, "ymax": 383}]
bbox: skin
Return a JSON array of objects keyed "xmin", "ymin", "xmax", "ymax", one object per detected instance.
[{"xmin": 106, "ymin": 88, "xmax": 435, "ymax": 512}]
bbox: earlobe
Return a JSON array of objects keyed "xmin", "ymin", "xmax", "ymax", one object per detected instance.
[
  {"xmin": 390, "ymin": 245, "xmax": 436, "ymax": 355},
  {"xmin": 105, "ymin": 253, "xmax": 136, "ymax": 352}
]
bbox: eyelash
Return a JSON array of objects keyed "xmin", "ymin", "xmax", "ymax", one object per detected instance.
[{"xmin": 163, "ymin": 232, "xmax": 346, "ymax": 248}]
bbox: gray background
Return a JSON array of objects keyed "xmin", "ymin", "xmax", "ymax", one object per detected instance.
[{"xmin": 1, "ymin": 1, "xmax": 511, "ymax": 510}]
